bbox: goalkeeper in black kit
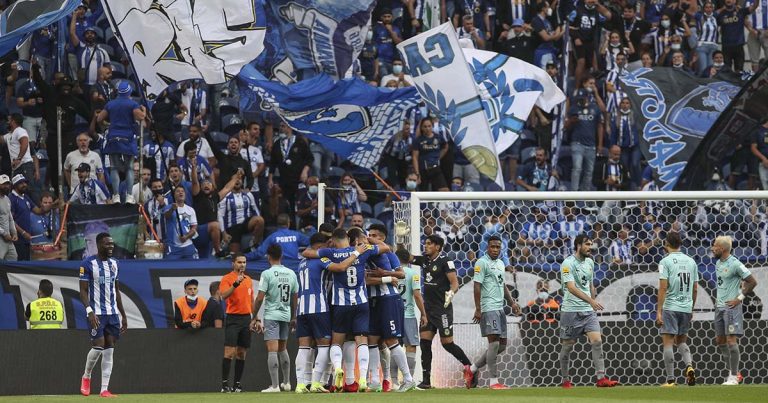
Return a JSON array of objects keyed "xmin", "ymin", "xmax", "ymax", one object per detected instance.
[{"xmin": 412, "ymin": 235, "xmax": 474, "ymax": 389}]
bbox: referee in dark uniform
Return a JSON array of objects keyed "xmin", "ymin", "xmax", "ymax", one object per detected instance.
[{"xmin": 412, "ymin": 235, "xmax": 474, "ymax": 389}]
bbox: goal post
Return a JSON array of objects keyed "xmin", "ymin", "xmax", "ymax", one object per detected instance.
[{"xmin": 393, "ymin": 190, "xmax": 768, "ymax": 387}]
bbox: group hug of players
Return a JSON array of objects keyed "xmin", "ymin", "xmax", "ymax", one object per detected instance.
[{"xmin": 76, "ymin": 226, "xmax": 758, "ymax": 396}]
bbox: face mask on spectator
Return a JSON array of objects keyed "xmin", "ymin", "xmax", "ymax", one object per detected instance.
[
  {"xmin": 366, "ymin": 30, "xmax": 373, "ymax": 41},
  {"xmin": 584, "ymin": 86, "xmax": 593, "ymax": 93},
  {"xmin": 547, "ymin": 8, "xmax": 553, "ymax": 16},
  {"xmin": 585, "ymin": 4, "xmax": 596, "ymax": 10},
  {"xmin": 671, "ymin": 43, "xmax": 681, "ymax": 50},
  {"xmin": 660, "ymin": 20, "xmax": 671, "ymax": 28},
  {"xmin": 152, "ymin": 188, "xmax": 164, "ymax": 195},
  {"xmin": 673, "ymin": 62, "xmax": 683, "ymax": 68},
  {"xmin": 538, "ymin": 291, "xmax": 549, "ymax": 301},
  {"xmin": 187, "ymin": 295, "xmax": 198, "ymax": 301},
  {"xmin": 713, "ymin": 62, "xmax": 724, "ymax": 68},
  {"xmin": 308, "ymin": 185, "xmax": 318, "ymax": 194},
  {"xmin": 406, "ymin": 180, "xmax": 417, "ymax": 190},
  {"xmin": 620, "ymin": 108, "xmax": 631, "ymax": 115},
  {"xmin": 393, "ymin": 65, "xmax": 403, "ymax": 75},
  {"xmin": 451, "ymin": 183, "xmax": 462, "ymax": 191}
]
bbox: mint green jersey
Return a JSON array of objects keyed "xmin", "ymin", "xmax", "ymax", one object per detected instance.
[
  {"xmin": 659, "ymin": 251, "xmax": 699, "ymax": 313},
  {"xmin": 473, "ymin": 254, "xmax": 506, "ymax": 313},
  {"xmin": 715, "ymin": 255, "xmax": 751, "ymax": 308},
  {"xmin": 560, "ymin": 255, "xmax": 594, "ymax": 312},
  {"xmin": 400, "ymin": 266, "xmax": 421, "ymax": 318},
  {"xmin": 258, "ymin": 264, "xmax": 298, "ymax": 322}
]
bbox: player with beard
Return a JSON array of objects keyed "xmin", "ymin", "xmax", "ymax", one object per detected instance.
[
  {"xmin": 558, "ymin": 234, "xmax": 619, "ymax": 388},
  {"xmin": 412, "ymin": 235, "xmax": 474, "ymax": 389}
]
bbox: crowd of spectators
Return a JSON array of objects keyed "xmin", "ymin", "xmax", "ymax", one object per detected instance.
[{"xmin": 0, "ymin": 0, "xmax": 765, "ymax": 262}]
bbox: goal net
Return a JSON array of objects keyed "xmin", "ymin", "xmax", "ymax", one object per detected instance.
[{"xmin": 392, "ymin": 191, "xmax": 768, "ymax": 387}]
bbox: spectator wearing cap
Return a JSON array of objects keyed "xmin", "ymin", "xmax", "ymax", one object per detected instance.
[
  {"xmin": 10, "ymin": 174, "xmax": 44, "ymax": 261},
  {"xmin": 174, "ymin": 279, "xmax": 216, "ymax": 329},
  {"xmin": 69, "ymin": 7, "xmax": 110, "ymax": 89},
  {"xmin": 68, "ymin": 163, "xmax": 111, "ymax": 205},
  {"xmin": 0, "ymin": 114, "xmax": 38, "ymax": 198},
  {"xmin": 0, "ymin": 175, "xmax": 18, "ymax": 260},
  {"xmin": 498, "ymin": 18, "xmax": 534, "ymax": 63},
  {"xmin": 63, "ymin": 132, "xmax": 105, "ymax": 194},
  {"xmin": 530, "ymin": 2, "xmax": 563, "ymax": 68},
  {"xmin": 97, "ymin": 81, "xmax": 147, "ymax": 204},
  {"xmin": 373, "ymin": 8, "xmax": 403, "ymax": 77}
]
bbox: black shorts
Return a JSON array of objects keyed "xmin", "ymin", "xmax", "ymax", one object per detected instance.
[
  {"xmin": 421, "ymin": 306, "xmax": 454, "ymax": 338},
  {"xmin": 226, "ymin": 222, "xmax": 250, "ymax": 244},
  {"xmin": 574, "ymin": 40, "xmax": 595, "ymax": 65},
  {"xmin": 421, "ymin": 166, "xmax": 447, "ymax": 191},
  {"xmin": 224, "ymin": 314, "xmax": 252, "ymax": 348}
]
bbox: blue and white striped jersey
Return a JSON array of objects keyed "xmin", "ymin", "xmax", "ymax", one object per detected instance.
[
  {"xmin": 69, "ymin": 179, "xmax": 111, "ymax": 205},
  {"xmin": 319, "ymin": 244, "xmax": 379, "ymax": 306},
  {"xmin": 217, "ymin": 191, "xmax": 259, "ymax": 231},
  {"xmin": 79, "ymin": 256, "xmax": 120, "ymax": 316},
  {"xmin": 367, "ymin": 251, "xmax": 401, "ymax": 298},
  {"xmin": 297, "ymin": 256, "xmax": 332, "ymax": 315},
  {"xmin": 748, "ymin": 0, "xmax": 768, "ymax": 30},
  {"xmin": 695, "ymin": 12, "xmax": 719, "ymax": 44}
]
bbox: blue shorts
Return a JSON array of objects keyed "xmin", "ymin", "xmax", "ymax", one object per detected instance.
[
  {"xmin": 296, "ymin": 312, "xmax": 332, "ymax": 340},
  {"xmin": 165, "ymin": 243, "xmax": 199, "ymax": 260},
  {"xmin": 369, "ymin": 296, "xmax": 403, "ymax": 339},
  {"xmin": 332, "ymin": 304, "xmax": 369, "ymax": 335},
  {"xmin": 90, "ymin": 314, "xmax": 121, "ymax": 341}
]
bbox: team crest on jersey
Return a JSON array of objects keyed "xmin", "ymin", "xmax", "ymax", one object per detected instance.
[
  {"xmin": 320, "ymin": 257, "xmax": 331, "ymax": 263},
  {"xmin": 91, "ymin": 328, "xmax": 97, "ymax": 337},
  {"xmin": 412, "ymin": 275, "xmax": 420, "ymax": 282},
  {"xmin": 474, "ymin": 265, "xmax": 481, "ymax": 273},
  {"xmin": 444, "ymin": 328, "xmax": 450, "ymax": 336},
  {"xmin": 562, "ymin": 266, "xmax": 570, "ymax": 274},
  {"xmin": 79, "ymin": 267, "xmax": 85, "ymax": 275}
]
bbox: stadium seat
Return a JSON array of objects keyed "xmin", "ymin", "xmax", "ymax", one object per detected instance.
[
  {"xmin": 520, "ymin": 146, "xmax": 537, "ymax": 165},
  {"xmin": 110, "ymin": 63, "xmax": 126, "ymax": 79},
  {"xmin": 97, "ymin": 16, "xmax": 111, "ymax": 30},
  {"xmin": 209, "ymin": 131, "xmax": 230, "ymax": 152},
  {"xmin": 363, "ymin": 217, "xmax": 384, "ymax": 230},
  {"xmin": 221, "ymin": 113, "xmax": 244, "ymax": 135},
  {"xmin": 218, "ymin": 97, "xmax": 240, "ymax": 116},
  {"xmin": 373, "ymin": 201, "xmax": 387, "ymax": 217},
  {"xmin": 324, "ymin": 166, "xmax": 345, "ymax": 182},
  {"xmin": 100, "ymin": 44, "xmax": 115, "ymax": 59},
  {"xmin": 359, "ymin": 202, "xmax": 373, "ymax": 218}
]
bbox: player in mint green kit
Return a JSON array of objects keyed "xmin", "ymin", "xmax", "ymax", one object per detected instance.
[
  {"xmin": 250, "ymin": 244, "xmax": 298, "ymax": 393},
  {"xmin": 469, "ymin": 235, "xmax": 520, "ymax": 390},
  {"xmin": 394, "ymin": 248, "xmax": 427, "ymax": 388},
  {"xmin": 656, "ymin": 232, "xmax": 699, "ymax": 387},
  {"xmin": 559, "ymin": 234, "xmax": 619, "ymax": 388},
  {"xmin": 711, "ymin": 236, "xmax": 758, "ymax": 386}
]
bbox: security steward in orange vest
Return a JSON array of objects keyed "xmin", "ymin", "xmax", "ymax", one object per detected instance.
[{"xmin": 174, "ymin": 279, "xmax": 214, "ymax": 329}]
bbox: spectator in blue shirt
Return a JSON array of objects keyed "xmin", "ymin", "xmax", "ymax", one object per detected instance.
[
  {"xmin": 565, "ymin": 77, "xmax": 606, "ymax": 191},
  {"xmin": 97, "ymin": 81, "xmax": 146, "ymax": 204},
  {"xmin": 516, "ymin": 147, "xmax": 558, "ymax": 191},
  {"xmin": 412, "ymin": 117, "xmax": 448, "ymax": 191},
  {"xmin": 373, "ymin": 8, "xmax": 403, "ymax": 77},
  {"xmin": 717, "ymin": 0, "xmax": 761, "ymax": 72},
  {"xmin": 10, "ymin": 174, "xmax": 43, "ymax": 261},
  {"xmin": 245, "ymin": 214, "xmax": 309, "ymax": 261},
  {"xmin": 31, "ymin": 25, "xmax": 56, "ymax": 82}
]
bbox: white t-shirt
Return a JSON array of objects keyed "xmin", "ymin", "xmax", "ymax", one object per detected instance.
[
  {"xmin": 172, "ymin": 204, "xmax": 198, "ymax": 248},
  {"xmin": 132, "ymin": 183, "xmax": 152, "ymax": 204},
  {"xmin": 180, "ymin": 86, "xmax": 207, "ymax": 126},
  {"xmin": 5, "ymin": 127, "xmax": 33, "ymax": 164},
  {"xmin": 239, "ymin": 145, "xmax": 264, "ymax": 192},
  {"xmin": 176, "ymin": 138, "xmax": 214, "ymax": 160},
  {"xmin": 63, "ymin": 150, "xmax": 104, "ymax": 187},
  {"xmin": 379, "ymin": 73, "xmax": 415, "ymax": 88}
]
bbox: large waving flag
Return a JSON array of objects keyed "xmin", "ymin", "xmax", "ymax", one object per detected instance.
[
  {"xmin": 619, "ymin": 67, "xmax": 745, "ymax": 190},
  {"xmin": 463, "ymin": 47, "xmax": 565, "ymax": 153},
  {"xmin": 102, "ymin": 0, "xmax": 267, "ymax": 100},
  {"xmin": 0, "ymin": 0, "xmax": 81, "ymax": 58},
  {"xmin": 238, "ymin": 64, "xmax": 420, "ymax": 169},
  {"xmin": 250, "ymin": 0, "xmax": 376, "ymax": 84}
]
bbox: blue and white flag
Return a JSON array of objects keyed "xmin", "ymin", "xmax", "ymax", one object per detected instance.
[
  {"xmin": 251, "ymin": 0, "xmax": 376, "ymax": 84},
  {"xmin": 102, "ymin": 0, "xmax": 267, "ymax": 100},
  {"xmin": 0, "ymin": 0, "xmax": 81, "ymax": 58},
  {"xmin": 463, "ymin": 47, "xmax": 565, "ymax": 154},
  {"xmin": 238, "ymin": 64, "xmax": 420, "ymax": 169}
]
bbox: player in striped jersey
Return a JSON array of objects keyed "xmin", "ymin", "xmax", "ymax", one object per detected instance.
[
  {"xmin": 78, "ymin": 233, "xmax": 127, "ymax": 398},
  {"xmin": 366, "ymin": 224, "xmax": 416, "ymax": 392},
  {"xmin": 302, "ymin": 228, "xmax": 390, "ymax": 392},
  {"xmin": 295, "ymin": 233, "xmax": 364, "ymax": 393}
]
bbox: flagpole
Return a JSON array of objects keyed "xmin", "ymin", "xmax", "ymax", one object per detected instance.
[
  {"xmin": 56, "ymin": 107, "xmax": 63, "ymax": 198},
  {"xmin": 370, "ymin": 171, "xmax": 402, "ymax": 201}
]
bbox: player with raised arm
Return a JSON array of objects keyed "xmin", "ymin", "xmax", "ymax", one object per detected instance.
[
  {"xmin": 413, "ymin": 234, "xmax": 474, "ymax": 389},
  {"xmin": 366, "ymin": 224, "xmax": 416, "ymax": 392},
  {"xmin": 657, "ymin": 232, "xmax": 699, "ymax": 387},
  {"xmin": 79, "ymin": 233, "xmax": 127, "ymax": 398},
  {"xmin": 294, "ymin": 233, "xmax": 365, "ymax": 393},
  {"xmin": 559, "ymin": 234, "xmax": 619, "ymax": 388},
  {"xmin": 711, "ymin": 235, "xmax": 758, "ymax": 386},
  {"xmin": 394, "ymin": 248, "xmax": 428, "ymax": 387},
  {"xmin": 302, "ymin": 227, "xmax": 389, "ymax": 392},
  {"xmin": 470, "ymin": 235, "xmax": 521, "ymax": 389},
  {"xmin": 250, "ymin": 244, "xmax": 299, "ymax": 392}
]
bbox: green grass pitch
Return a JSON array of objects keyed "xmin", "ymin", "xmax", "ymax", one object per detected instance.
[{"xmin": 3, "ymin": 386, "xmax": 767, "ymax": 403}]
